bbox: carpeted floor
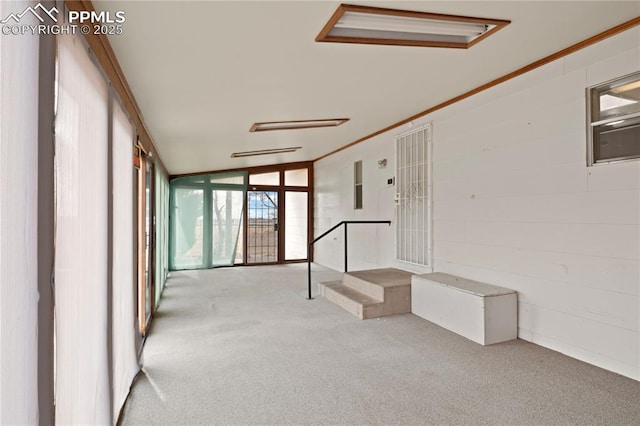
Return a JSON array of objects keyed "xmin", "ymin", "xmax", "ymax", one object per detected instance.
[{"xmin": 120, "ymin": 264, "xmax": 640, "ymax": 425}]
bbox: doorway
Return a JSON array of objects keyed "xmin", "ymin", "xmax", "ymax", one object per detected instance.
[
  {"xmin": 246, "ymin": 190, "xmax": 278, "ymax": 264},
  {"xmin": 243, "ymin": 164, "xmax": 312, "ymax": 265},
  {"xmin": 395, "ymin": 125, "xmax": 432, "ymax": 267},
  {"xmin": 169, "ymin": 171, "xmax": 247, "ymax": 270}
]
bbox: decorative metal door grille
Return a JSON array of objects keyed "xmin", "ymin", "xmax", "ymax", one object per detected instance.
[
  {"xmin": 247, "ymin": 191, "xmax": 278, "ymax": 263},
  {"xmin": 395, "ymin": 125, "xmax": 431, "ymax": 266}
]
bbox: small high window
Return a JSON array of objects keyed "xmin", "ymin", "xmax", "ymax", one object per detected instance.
[
  {"xmin": 249, "ymin": 171, "xmax": 280, "ymax": 186},
  {"xmin": 354, "ymin": 160, "xmax": 363, "ymax": 210},
  {"xmin": 284, "ymin": 168, "xmax": 308, "ymax": 186},
  {"xmin": 588, "ymin": 72, "xmax": 640, "ymax": 165}
]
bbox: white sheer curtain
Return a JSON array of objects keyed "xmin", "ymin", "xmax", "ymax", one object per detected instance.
[
  {"xmin": 0, "ymin": 1, "xmax": 40, "ymax": 423},
  {"xmin": 55, "ymin": 33, "xmax": 110, "ymax": 424},
  {"xmin": 112, "ymin": 98, "xmax": 139, "ymax": 420}
]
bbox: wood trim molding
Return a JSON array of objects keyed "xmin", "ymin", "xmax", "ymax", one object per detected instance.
[
  {"xmin": 316, "ymin": 4, "xmax": 510, "ymax": 49},
  {"xmin": 315, "ymin": 16, "xmax": 640, "ymax": 162},
  {"xmin": 171, "ymin": 160, "xmax": 314, "ymax": 180},
  {"xmin": 65, "ymin": 0, "xmax": 168, "ymax": 176}
]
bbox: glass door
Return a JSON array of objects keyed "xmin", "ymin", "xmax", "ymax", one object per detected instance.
[
  {"xmin": 169, "ymin": 172, "xmax": 247, "ymax": 270},
  {"xmin": 246, "ymin": 190, "xmax": 279, "ymax": 264},
  {"xmin": 144, "ymin": 159, "xmax": 154, "ymax": 327},
  {"xmin": 211, "ymin": 189, "xmax": 245, "ymax": 266},
  {"xmin": 137, "ymin": 153, "xmax": 154, "ymax": 336}
]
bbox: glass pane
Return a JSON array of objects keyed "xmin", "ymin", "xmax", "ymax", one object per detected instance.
[
  {"xmin": 172, "ymin": 187, "xmax": 204, "ymax": 269},
  {"xmin": 284, "ymin": 169, "xmax": 308, "ymax": 186},
  {"xmin": 354, "ymin": 160, "xmax": 362, "ymax": 184},
  {"xmin": 211, "ymin": 190, "xmax": 244, "ymax": 266},
  {"xmin": 285, "ymin": 192, "xmax": 308, "ymax": 260},
  {"xmin": 594, "ymin": 116, "xmax": 640, "ymax": 162},
  {"xmin": 210, "ymin": 173, "xmax": 245, "ymax": 185},
  {"xmin": 591, "ymin": 73, "xmax": 640, "ymax": 163},
  {"xmin": 155, "ymin": 169, "xmax": 169, "ymax": 307},
  {"xmin": 55, "ymin": 32, "xmax": 111, "ymax": 423},
  {"xmin": 595, "ymin": 74, "xmax": 640, "ymax": 121},
  {"xmin": 249, "ymin": 171, "xmax": 279, "ymax": 186},
  {"xmin": 247, "ymin": 191, "xmax": 278, "ymax": 263},
  {"xmin": 145, "ymin": 161, "xmax": 152, "ymax": 320},
  {"xmin": 170, "ymin": 171, "xmax": 247, "ymax": 270},
  {"xmin": 354, "ymin": 184, "xmax": 363, "ymax": 210},
  {"xmin": 235, "ymin": 222, "xmax": 244, "ymax": 264}
]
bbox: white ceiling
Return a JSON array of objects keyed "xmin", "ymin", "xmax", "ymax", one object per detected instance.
[{"xmin": 93, "ymin": 1, "xmax": 640, "ymax": 175}]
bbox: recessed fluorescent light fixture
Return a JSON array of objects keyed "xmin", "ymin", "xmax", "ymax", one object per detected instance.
[
  {"xmin": 250, "ymin": 118, "xmax": 349, "ymax": 132},
  {"xmin": 231, "ymin": 147, "xmax": 302, "ymax": 158},
  {"xmin": 316, "ymin": 4, "xmax": 510, "ymax": 49}
]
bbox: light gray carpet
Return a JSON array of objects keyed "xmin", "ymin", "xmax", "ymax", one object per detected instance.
[{"xmin": 120, "ymin": 264, "xmax": 640, "ymax": 425}]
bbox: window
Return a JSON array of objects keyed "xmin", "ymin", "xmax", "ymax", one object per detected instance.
[
  {"xmin": 284, "ymin": 168, "xmax": 308, "ymax": 186},
  {"xmin": 56, "ymin": 32, "xmax": 111, "ymax": 423},
  {"xmin": 284, "ymin": 192, "xmax": 308, "ymax": 260},
  {"xmin": 0, "ymin": 2, "xmax": 40, "ymax": 420},
  {"xmin": 172, "ymin": 163, "xmax": 312, "ymax": 266},
  {"xmin": 354, "ymin": 160, "xmax": 363, "ymax": 209},
  {"xmin": 169, "ymin": 172, "xmax": 247, "ymax": 270},
  {"xmin": 588, "ymin": 71, "xmax": 640, "ymax": 165},
  {"xmin": 249, "ymin": 171, "xmax": 280, "ymax": 186}
]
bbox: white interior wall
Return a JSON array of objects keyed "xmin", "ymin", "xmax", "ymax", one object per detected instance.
[
  {"xmin": 314, "ymin": 136, "xmax": 405, "ymax": 273},
  {"xmin": 314, "ymin": 27, "xmax": 640, "ymax": 380}
]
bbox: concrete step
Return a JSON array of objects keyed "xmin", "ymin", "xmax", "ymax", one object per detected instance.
[
  {"xmin": 318, "ymin": 281, "xmax": 384, "ymax": 320},
  {"xmin": 319, "ymin": 268, "xmax": 413, "ymax": 320},
  {"xmin": 343, "ymin": 268, "xmax": 413, "ymax": 299}
]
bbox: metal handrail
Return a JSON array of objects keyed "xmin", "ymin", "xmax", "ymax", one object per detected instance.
[{"xmin": 306, "ymin": 220, "xmax": 391, "ymax": 300}]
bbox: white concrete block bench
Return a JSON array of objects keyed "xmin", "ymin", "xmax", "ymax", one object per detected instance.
[{"xmin": 411, "ymin": 273, "xmax": 517, "ymax": 345}]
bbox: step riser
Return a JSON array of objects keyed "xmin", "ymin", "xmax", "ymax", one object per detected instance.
[
  {"xmin": 362, "ymin": 305, "xmax": 386, "ymax": 320},
  {"xmin": 322, "ymin": 284, "xmax": 411, "ymax": 319},
  {"xmin": 342, "ymin": 274, "xmax": 385, "ymax": 299},
  {"xmin": 320, "ymin": 268, "xmax": 413, "ymax": 320},
  {"xmin": 379, "ymin": 286, "xmax": 411, "ymax": 316},
  {"xmin": 319, "ymin": 283, "xmax": 365, "ymax": 319}
]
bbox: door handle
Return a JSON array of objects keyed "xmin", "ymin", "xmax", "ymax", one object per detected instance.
[{"xmin": 274, "ymin": 222, "xmax": 278, "ymax": 231}]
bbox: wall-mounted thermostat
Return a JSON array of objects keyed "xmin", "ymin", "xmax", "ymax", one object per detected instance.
[{"xmin": 387, "ymin": 177, "xmax": 395, "ymax": 186}]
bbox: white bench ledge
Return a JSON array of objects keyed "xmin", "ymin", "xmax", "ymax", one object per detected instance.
[
  {"xmin": 415, "ymin": 272, "xmax": 515, "ymax": 297},
  {"xmin": 411, "ymin": 273, "xmax": 517, "ymax": 345}
]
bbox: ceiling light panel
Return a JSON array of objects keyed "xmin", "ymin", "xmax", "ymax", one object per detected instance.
[
  {"xmin": 231, "ymin": 147, "xmax": 302, "ymax": 158},
  {"xmin": 250, "ymin": 118, "xmax": 349, "ymax": 132},
  {"xmin": 316, "ymin": 4, "xmax": 510, "ymax": 49}
]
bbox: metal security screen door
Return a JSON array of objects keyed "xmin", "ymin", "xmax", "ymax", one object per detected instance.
[
  {"xmin": 247, "ymin": 191, "xmax": 278, "ymax": 263},
  {"xmin": 395, "ymin": 125, "xmax": 432, "ymax": 266}
]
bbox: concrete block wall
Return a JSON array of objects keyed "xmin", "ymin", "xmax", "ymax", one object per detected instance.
[{"xmin": 314, "ymin": 27, "xmax": 640, "ymax": 380}]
